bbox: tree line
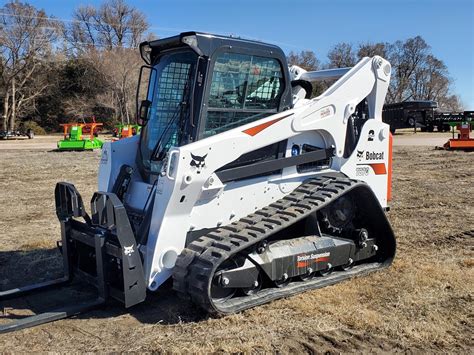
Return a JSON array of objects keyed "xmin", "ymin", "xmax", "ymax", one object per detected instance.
[
  {"xmin": 0, "ymin": 0, "xmax": 462, "ymax": 133},
  {"xmin": 287, "ymin": 38, "xmax": 461, "ymax": 110},
  {"xmin": 0, "ymin": 0, "xmax": 149, "ymax": 133}
]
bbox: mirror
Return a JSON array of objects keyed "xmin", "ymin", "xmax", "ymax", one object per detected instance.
[
  {"xmin": 138, "ymin": 100, "xmax": 151, "ymax": 125},
  {"xmin": 136, "ymin": 65, "xmax": 156, "ymax": 126}
]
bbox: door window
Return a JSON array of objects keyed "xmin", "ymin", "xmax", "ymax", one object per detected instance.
[{"xmin": 204, "ymin": 52, "xmax": 284, "ymax": 137}]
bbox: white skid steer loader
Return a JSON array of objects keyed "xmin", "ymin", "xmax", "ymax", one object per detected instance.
[{"xmin": 0, "ymin": 32, "xmax": 396, "ymax": 332}]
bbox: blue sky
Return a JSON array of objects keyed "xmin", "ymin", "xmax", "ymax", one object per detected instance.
[{"xmin": 20, "ymin": 0, "xmax": 474, "ymax": 108}]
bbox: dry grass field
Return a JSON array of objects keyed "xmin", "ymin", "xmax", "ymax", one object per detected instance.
[{"xmin": 0, "ymin": 135, "xmax": 473, "ymax": 352}]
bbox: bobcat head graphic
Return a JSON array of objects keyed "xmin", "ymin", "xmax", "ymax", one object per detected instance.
[
  {"xmin": 190, "ymin": 153, "xmax": 207, "ymax": 174},
  {"xmin": 357, "ymin": 150, "xmax": 364, "ymax": 159},
  {"xmin": 123, "ymin": 245, "xmax": 134, "ymax": 256}
]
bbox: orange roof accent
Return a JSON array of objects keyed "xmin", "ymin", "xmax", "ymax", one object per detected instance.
[{"xmin": 242, "ymin": 113, "xmax": 293, "ymax": 136}]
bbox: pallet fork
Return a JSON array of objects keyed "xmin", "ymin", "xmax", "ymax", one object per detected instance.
[{"xmin": 0, "ymin": 183, "xmax": 146, "ymax": 333}]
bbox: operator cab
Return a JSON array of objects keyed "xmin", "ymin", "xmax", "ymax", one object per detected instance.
[{"xmin": 136, "ymin": 32, "xmax": 293, "ymax": 177}]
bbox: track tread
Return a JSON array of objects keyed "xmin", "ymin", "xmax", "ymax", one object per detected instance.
[{"xmin": 172, "ymin": 175, "xmax": 391, "ymax": 314}]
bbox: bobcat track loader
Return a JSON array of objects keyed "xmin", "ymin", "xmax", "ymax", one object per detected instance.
[{"xmin": 0, "ymin": 32, "xmax": 396, "ymax": 333}]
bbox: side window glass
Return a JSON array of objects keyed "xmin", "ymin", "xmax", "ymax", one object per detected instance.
[
  {"xmin": 209, "ymin": 53, "xmax": 249, "ymax": 109},
  {"xmin": 204, "ymin": 52, "xmax": 284, "ymax": 137},
  {"xmin": 245, "ymin": 56, "xmax": 282, "ymax": 110}
]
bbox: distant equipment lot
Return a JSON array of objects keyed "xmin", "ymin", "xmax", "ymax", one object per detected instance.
[{"xmin": 382, "ymin": 100, "xmax": 473, "ymax": 134}]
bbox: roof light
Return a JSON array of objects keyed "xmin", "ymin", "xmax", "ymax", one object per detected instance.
[
  {"xmin": 140, "ymin": 42, "xmax": 152, "ymax": 65},
  {"xmin": 181, "ymin": 35, "xmax": 203, "ymax": 56}
]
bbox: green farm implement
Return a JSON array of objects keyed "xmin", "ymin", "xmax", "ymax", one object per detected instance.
[
  {"xmin": 57, "ymin": 122, "xmax": 103, "ymax": 150},
  {"xmin": 113, "ymin": 124, "xmax": 141, "ymax": 140}
]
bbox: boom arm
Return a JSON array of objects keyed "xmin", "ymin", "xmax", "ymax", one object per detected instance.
[{"xmin": 290, "ymin": 66, "xmax": 352, "ymax": 82}]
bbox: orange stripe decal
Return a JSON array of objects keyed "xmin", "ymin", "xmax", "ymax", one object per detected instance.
[
  {"xmin": 242, "ymin": 113, "xmax": 293, "ymax": 136},
  {"xmin": 368, "ymin": 163, "xmax": 387, "ymax": 175},
  {"xmin": 296, "ymin": 257, "xmax": 330, "ymax": 268},
  {"xmin": 297, "ymin": 261, "xmax": 309, "ymax": 268}
]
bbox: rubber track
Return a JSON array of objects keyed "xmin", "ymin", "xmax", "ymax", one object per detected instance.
[{"xmin": 173, "ymin": 175, "xmax": 385, "ymax": 314}]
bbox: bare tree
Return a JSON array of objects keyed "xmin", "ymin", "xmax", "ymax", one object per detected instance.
[
  {"xmin": 58, "ymin": 57, "xmax": 109, "ymax": 120},
  {"xmin": 382, "ymin": 36, "xmax": 460, "ymax": 108},
  {"xmin": 357, "ymin": 42, "xmax": 388, "ymax": 59},
  {"xmin": 287, "ymin": 50, "xmax": 320, "ymax": 71},
  {"xmin": 321, "ymin": 37, "xmax": 460, "ymax": 109},
  {"xmin": 100, "ymin": 0, "xmax": 148, "ymax": 48},
  {"xmin": 386, "ymin": 36, "xmax": 430, "ymax": 102},
  {"xmin": 410, "ymin": 55, "xmax": 446, "ymax": 100},
  {"xmin": 66, "ymin": 0, "xmax": 148, "ymax": 52},
  {"xmin": 60, "ymin": 0, "xmax": 148, "ymax": 125},
  {"xmin": 84, "ymin": 47, "xmax": 141, "ymax": 124},
  {"xmin": 286, "ymin": 50, "xmax": 327, "ymax": 96},
  {"xmin": 327, "ymin": 43, "xmax": 356, "ymax": 68},
  {"xmin": 411, "ymin": 55, "xmax": 462, "ymax": 110},
  {"xmin": 67, "ymin": 6, "xmax": 98, "ymax": 51},
  {"xmin": 438, "ymin": 94, "xmax": 462, "ymax": 111},
  {"xmin": 0, "ymin": 1, "xmax": 60, "ymax": 131}
]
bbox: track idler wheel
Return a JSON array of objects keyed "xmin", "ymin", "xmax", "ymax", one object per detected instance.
[
  {"xmin": 242, "ymin": 274, "xmax": 262, "ymax": 296},
  {"xmin": 211, "ymin": 260, "xmax": 238, "ymax": 303},
  {"xmin": 339, "ymin": 258, "xmax": 354, "ymax": 271},
  {"xmin": 318, "ymin": 263, "xmax": 333, "ymax": 277},
  {"xmin": 298, "ymin": 268, "xmax": 315, "ymax": 281},
  {"xmin": 274, "ymin": 273, "xmax": 291, "ymax": 288}
]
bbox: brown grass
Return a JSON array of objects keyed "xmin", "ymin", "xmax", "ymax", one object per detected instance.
[{"xmin": 0, "ymin": 144, "xmax": 473, "ymax": 352}]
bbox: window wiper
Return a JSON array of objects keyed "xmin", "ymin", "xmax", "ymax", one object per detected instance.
[{"xmin": 150, "ymin": 102, "xmax": 183, "ymax": 162}]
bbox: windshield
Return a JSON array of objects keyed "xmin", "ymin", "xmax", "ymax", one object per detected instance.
[{"xmin": 140, "ymin": 49, "xmax": 198, "ymax": 173}]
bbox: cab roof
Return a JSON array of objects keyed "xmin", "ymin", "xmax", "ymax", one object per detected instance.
[{"xmin": 140, "ymin": 31, "xmax": 286, "ymax": 65}]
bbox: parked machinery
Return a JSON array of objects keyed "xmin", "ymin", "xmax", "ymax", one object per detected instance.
[
  {"xmin": 435, "ymin": 111, "xmax": 474, "ymax": 133},
  {"xmin": 382, "ymin": 100, "xmax": 472, "ymax": 134},
  {"xmin": 382, "ymin": 100, "xmax": 438, "ymax": 133},
  {"xmin": 57, "ymin": 121, "xmax": 103, "ymax": 150},
  {"xmin": 1, "ymin": 32, "xmax": 396, "ymax": 332},
  {"xmin": 442, "ymin": 120, "xmax": 474, "ymax": 150},
  {"xmin": 0, "ymin": 128, "xmax": 34, "ymax": 140},
  {"xmin": 113, "ymin": 124, "xmax": 142, "ymax": 140}
]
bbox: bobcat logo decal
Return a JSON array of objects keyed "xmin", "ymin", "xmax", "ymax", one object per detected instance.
[
  {"xmin": 190, "ymin": 153, "xmax": 207, "ymax": 174},
  {"xmin": 124, "ymin": 245, "xmax": 134, "ymax": 256},
  {"xmin": 357, "ymin": 150, "xmax": 364, "ymax": 160}
]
